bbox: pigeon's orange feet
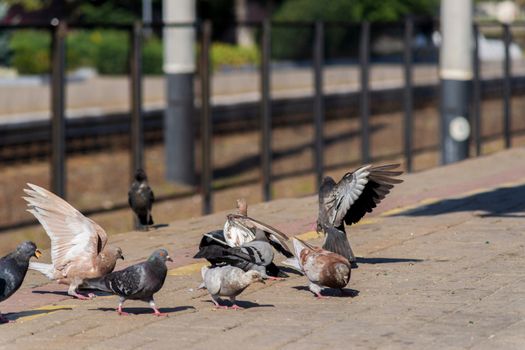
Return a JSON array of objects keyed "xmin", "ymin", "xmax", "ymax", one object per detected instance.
[
  {"xmin": 0, "ymin": 314, "xmax": 13, "ymax": 324},
  {"xmin": 72, "ymin": 292, "xmax": 94, "ymax": 300},
  {"xmin": 230, "ymin": 304, "xmax": 244, "ymax": 310},
  {"xmin": 152, "ymin": 308, "xmax": 168, "ymax": 317},
  {"xmin": 267, "ymin": 276, "xmax": 285, "ymax": 281},
  {"xmin": 214, "ymin": 305, "xmax": 229, "ymax": 310},
  {"xmin": 315, "ymin": 293, "xmax": 329, "ymax": 299},
  {"xmin": 117, "ymin": 307, "xmax": 130, "ymax": 316}
]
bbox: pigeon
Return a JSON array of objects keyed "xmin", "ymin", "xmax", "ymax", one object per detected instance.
[
  {"xmin": 223, "ymin": 198, "xmax": 252, "ymax": 246},
  {"xmin": 0, "ymin": 241, "xmax": 41, "ymax": 323},
  {"xmin": 284, "ymin": 237, "xmax": 351, "ymax": 299},
  {"xmin": 23, "ymin": 183, "xmax": 124, "ymax": 300},
  {"xmin": 200, "ymin": 265, "xmax": 264, "ymax": 310},
  {"xmin": 195, "ymin": 214, "xmax": 293, "ymax": 279},
  {"xmin": 82, "ymin": 249, "xmax": 172, "ymax": 316},
  {"xmin": 128, "ymin": 168, "xmax": 155, "ymax": 231},
  {"xmin": 317, "ymin": 164, "xmax": 403, "ymax": 267}
]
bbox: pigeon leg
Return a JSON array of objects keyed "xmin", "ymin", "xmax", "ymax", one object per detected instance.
[
  {"xmin": 211, "ymin": 295, "xmax": 228, "ymax": 310},
  {"xmin": 149, "ymin": 300, "xmax": 168, "ymax": 317},
  {"xmin": 68, "ymin": 284, "xmax": 94, "ymax": 300},
  {"xmin": 229, "ymin": 297, "xmax": 244, "ymax": 310},
  {"xmin": 117, "ymin": 298, "xmax": 130, "ymax": 316},
  {"xmin": 266, "ymin": 276, "xmax": 285, "ymax": 281},
  {"xmin": 309, "ymin": 282, "xmax": 328, "ymax": 299}
]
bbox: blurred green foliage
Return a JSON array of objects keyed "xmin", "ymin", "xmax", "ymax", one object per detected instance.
[
  {"xmin": 211, "ymin": 43, "xmax": 259, "ymax": 71},
  {"xmin": 8, "ymin": 29, "xmax": 163, "ymax": 75},
  {"xmin": 272, "ymin": 0, "xmax": 439, "ymax": 59}
]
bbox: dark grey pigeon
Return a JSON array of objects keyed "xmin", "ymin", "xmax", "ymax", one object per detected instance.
[
  {"xmin": 317, "ymin": 164, "xmax": 403, "ymax": 268},
  {"xmin": 128, "ymin": 168, "xmax": 155, "ymax": 231},
  {"xmin": 194, "ymin": 228, "xmax": 286, "ymax": 280},
  {"xmin": 82, "ymin": 249, "xmax": 172, "ymax": 316},
  {"xmin": 0, "ymin": 241, "xmax": 41, "ymax": 323}
]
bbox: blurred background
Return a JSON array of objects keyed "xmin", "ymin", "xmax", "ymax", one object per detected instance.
[{"xmin": 0, "ymin": 0, "xmax": 524, "ymax": 254}]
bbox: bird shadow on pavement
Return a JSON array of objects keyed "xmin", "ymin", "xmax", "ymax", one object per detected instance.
[
  {"xmin": 92, "ymin": 305, "xmax": 195, "ymax": 315},
  {"xmin": 202, "ymin": 299, "xmax": 274, "ymax": 309},
  {"xmin": 152, "ymin": 224, "xmax": 169, "ymax": 229},
  {"xmin": 2, "ymin": 307, "xmax": 73, "ymax": 323},
  {"xmin": 355, "ymin": 257, "xmax": 423, "ymax": 265},
  {"xmin": 394, "ymin": 185, "xmax": 525, "ymax": 218},
  {"xmin": 32, "ymin": 290, "xmax": 111, "ymax": 297},
  {"xmin": 292, "ymin": 286, "xmax": 359, "ymax": 298}
]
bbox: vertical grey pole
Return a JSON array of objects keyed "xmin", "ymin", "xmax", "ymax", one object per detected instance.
[
  {"xmin": 163, "ymin": 0, "xmax": 196, "ymax": 185},
  {"xmin": 200, "ymin": 21, "xmax": 212, "ymax": 214},
  {"xmin": 51, "ymin": 20, "xmax": 67, "ymax": 198},
  {"xmin": 472, "ymin": 24, "xmax": 482, "ymax": 156},
  {"xmin": 403, "ymin": 17, "xmax": 414, "ymax": 172},
  {"xmin": 359, "ymin": 21, "xmax": 370, "ymax": 164},
  {"xmin": 260, "ymin": 19, "xmax": 272, "ymax": 202},
  {"xmin": 142, "ymin": 0, "xmax": 152, "ymax": 37},
  {"xmin": 503, "ymin": 24, "xmax": 512, "ymax": 149},
  {"xmin": 130, "ymin": 21, "xmax": 144, "ymax": 179},
  {"xmin": 440, "ymin": 0, "xmax": 473, "ymax": 164},
  {"xmin": 313, "ymin": 21, "xmax": 324, "ymax": 188}
]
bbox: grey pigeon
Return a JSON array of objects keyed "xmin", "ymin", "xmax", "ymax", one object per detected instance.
[
  {"xmin": 194, "ymin": 226, "xmax": 289, "ymax": 280},
  {"xmin": 82, "ymin": 249, "xmax": 172, "ymax": 316},
  {"xmin": 128, "ymin": 168, "xmax": 155, "ymax": 231},
  {"xmin": 285, "ymin": 237, "xmax": 350, "ymax": 299},
  {"xmin": 200, "ymin": 265, "xmax": 264, "ymax": 310},
  {"xmin": 317, "ymin": 164, "xmax": 403, "ymax": 267},
  {"xmin": 0, "ymin": 241, "xmax": 41, "ymax": 323}
]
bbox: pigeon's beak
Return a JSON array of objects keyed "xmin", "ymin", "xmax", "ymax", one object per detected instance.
[
  {"xmin": 167, "ymin": 255, "xmax": 173, "ymax": 262},
  {"xmin": 34, "ymin": 249, "xmax": 42, "ymax": 259}
]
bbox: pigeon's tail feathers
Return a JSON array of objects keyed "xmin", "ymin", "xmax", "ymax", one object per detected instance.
[
  {"xmin": 322, "ymin": 227, "xmax": 355, "ymax": 262},
  {"xmin": 28, "ymin": 262, "xmax": 55, "ymax": 279},
  {"xmin": 81, "ymin": 276, "xmax": 110, "ymax": 292},
  {"xmin": 281, "ymin": 257, "xmax": 303, "ymax": 274},
  {"xmin": 138, "ymin": 212, "xmax": 151, "ymax": 226},
  {"xmin": 200, "ymin": 265, "xmax": 209, "ymax": 281}
]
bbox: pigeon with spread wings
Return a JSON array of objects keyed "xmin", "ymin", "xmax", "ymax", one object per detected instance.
[
  {"xmin": 317, "ymin": 164, "xmax": 403, "ymax": 267},
  {"xmin": 23, "ymin": 184, "xmax": 124, "ymax": 300}
]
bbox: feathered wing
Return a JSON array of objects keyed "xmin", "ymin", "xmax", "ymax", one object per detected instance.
[
  {"xmin": 229, "ymin": 214, "xmax": 293, "ymax": 257},
  {"xmin": 223, "ymin": 216, "xmax": 256, "ymax": 247},
  {"xmin": 323, "ymin": 164, "xmax": 403, "ymax": 227},
  {"xmin": 23, "ymin": 183, "xmax": 107, "ymax": 274}
]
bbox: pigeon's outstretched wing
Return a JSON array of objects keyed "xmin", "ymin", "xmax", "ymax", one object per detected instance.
[
  {"xmin": 322, "ymin": 164, "xmax": 403, "ymax": 228},
  {"xmin": 228, "ymin": 214, "xmax": 293, "ymax": 258},
  {"xmin": 23, "ymin": 183, "xmax": 107, "ymax": 273}
]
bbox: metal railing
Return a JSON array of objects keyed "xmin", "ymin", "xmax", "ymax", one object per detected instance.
[{"xmin": 0, "ymin": 18, "xmax": 523, "ymax": 219}]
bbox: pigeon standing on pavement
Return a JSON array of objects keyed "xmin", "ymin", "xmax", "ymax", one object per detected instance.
[
  {"xmin": 284, "ymin": 237, "xmax": 351, "ymax": 299},
  {"xmin": 317, "ymin": 164, "xmax": 403, "ymax": 267},
  {"xmin": 23, "ymin": 183, "xmax": 124, "ymax": 300},
  {"xmin": 200, "ymin": 265, "xmax": 264, "ymax": 310},
  {"xmin": 195, "ymin": 214, "xmax": 293, "ymax": 279},
  {"xmin": 82, "ymin": 249, "xmax": 172, "ymax": 316},
  {"xmin": 128, "ymin": 168, "xmax": 155, "ymax": 231},
  {"xmin": 0, "ymin": 241, "xmax": 42, "ymax": 323}
]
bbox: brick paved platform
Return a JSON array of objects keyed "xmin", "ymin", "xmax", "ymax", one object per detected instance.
[{"xmin": 1, "ymin": 147, "xmax": 524, "ymax": 349}]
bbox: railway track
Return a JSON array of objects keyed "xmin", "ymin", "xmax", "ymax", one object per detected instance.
[{"xmin": 1, "ymin": 76, "xmax": 524, "ymax": 163}]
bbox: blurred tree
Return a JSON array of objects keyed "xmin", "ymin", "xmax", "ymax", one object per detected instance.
[{"xmin": 271, "ymin": 0, "xmax": 439, "ymax": 59}]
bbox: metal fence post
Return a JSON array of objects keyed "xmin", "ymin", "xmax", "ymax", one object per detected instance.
[
  {"xmin": 130, "ymin": 21, "xmax": 144, "ymax": 179},
  {"xmin": 503, "ymin": 23, "xmax": 511, "ymax": 148},
  {"xmin": 360, "ymin": 21, "xmax": 370, "ymax": 164},
  {"xmin": 313, "ymin": 21, "xmax": 324, "ymax": 188},
  {"xmin": 200, "ymin": 20, "xmax": 213, "ymax": 214},
  {"xmin": 473, "ymin": 23, "xmax": 481, "ymax": 156},
  {"xmin": 403, "ymin": 17, "xmax": 414, "ymax": 172},
  {"xmin": 260, "ymin": 19, "xmax": 272, "ymax": 201},
  {"xmin": 50, "ymin": 20, "xmax": 67, "ymax": 198}
]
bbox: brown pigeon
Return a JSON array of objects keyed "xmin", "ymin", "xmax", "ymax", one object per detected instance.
[
  {"xmin": 287, "ymin": 237, "xmax": 351, "ymax": 299},
  {"xmin": 317, "ymin": 164, "xmax": 403, "ymax": 267},
  {"xmin": 23, "ymin": 184, "xmax": 124, "ymax": 300}
]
